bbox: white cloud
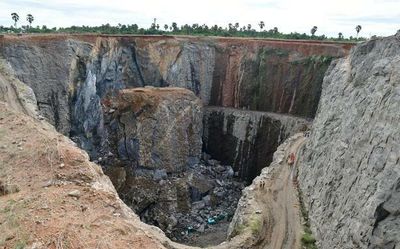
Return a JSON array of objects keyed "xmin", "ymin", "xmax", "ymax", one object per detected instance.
[{"xmin": 0, "ymin": 0, "xmax": 398, "ymax": 37}]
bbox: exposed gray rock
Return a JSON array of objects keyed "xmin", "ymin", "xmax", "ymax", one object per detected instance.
[
  {"xmin": 0, "ymin": 58, "xmax": 38, "ymax": 117},
  {"xmin": 1, "ymin": 39, "xmax": 92, "ymax": 134},
  {"xmin": 107, "ymin": 87, "xmax": 203, "ymax": 173},
  {"xmin": 67, "ymin": 190, "xmax": 81, "ymax": 198},
  {"xmin": 203, "ymin": 106, "xmax": 310, "ymax": 182},
  {"xmin": 164, "ymin": 42, "xmax": 215, "ymax": 104},
  {"xmin": 299, "ymin": 35, "xmax": 400, "ymax": 249}
]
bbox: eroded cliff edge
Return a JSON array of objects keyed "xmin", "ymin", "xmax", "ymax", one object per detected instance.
[{"xmin": 299, "ymin": 34, "xmax": 400, "ymax": 249}]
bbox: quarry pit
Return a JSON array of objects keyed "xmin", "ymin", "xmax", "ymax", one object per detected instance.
[{"xmin": 1, "ymin": 34, "xmax": 399, "ymax": 249}]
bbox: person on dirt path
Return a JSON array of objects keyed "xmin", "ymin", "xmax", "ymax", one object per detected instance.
[{"xmin": 288, "ymin": 152, "xmax": 295, "ymax": 166}]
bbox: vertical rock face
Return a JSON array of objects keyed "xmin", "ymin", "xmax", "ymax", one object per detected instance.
[
  {"xmin": 0, "ymin": 59, "xmax": 38, "ymax": 117},
  {"xmin": 203, "ymin": 107, "xmax": 310, "ymax": 182},
  {"xmin": 1, "ymin": 38, "xmax": 92, "ymax": 134},
  {"xmin": 0, "ymin": 35, "xmax": 351, "ymax": 164},
  {"xmin": 101, "ymin": 87, "xmax": 203, "ymax": 235},
  {"xmin": 210, "ymin": 47, "xmax": 333, "ymax": 118},
  {"xmin": 106, "ymin": 87, "xmax": 203, "ymax": 173},
  {"xmin": 299, "ymin": 35, "xmax": 400, "ymax": 249}
]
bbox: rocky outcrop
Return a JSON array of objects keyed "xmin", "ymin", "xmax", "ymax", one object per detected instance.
[
  {"xmin": 105, "ymin": 87, "xmax": 203, "ymax": 173},
  {"xmin": 0, "ymin": 58, "xmax": 38, "ymax": 117},
  {"xmin": 1, "ymin": 37, "xmax": 92, "ymax": 134},
  {"xmin": 96, "ymin": 87, "xmax": 204, "ymax": 236},
  {"xmin": 203, "ymin": 107, "xmax": 310, "ymax": 182},
  {"xmin": 299, "ymin": 34, "xmax": 400, "ymax": 249}
]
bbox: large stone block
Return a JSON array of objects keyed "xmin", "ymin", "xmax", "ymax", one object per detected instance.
[{"xmin": 108, "ymin": 87, "xmax": 203, "ymax": 173}]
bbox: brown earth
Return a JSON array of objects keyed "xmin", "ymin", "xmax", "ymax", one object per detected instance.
[
  {"xmin": 226, "ymin": 133, "xmax": 306, "ymax": 249},
  {"xmin": 258, "ymin": 136, "xmax": 305, "ymax": 249},
  {"xmin": 0, "ymin": 34, "xmax": 355, "ymax": 56},
  {"xmin": 0, "ymin": 102, "xmax": 169, "ymax": 249}
]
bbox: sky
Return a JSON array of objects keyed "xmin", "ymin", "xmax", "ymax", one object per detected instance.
[{"xmin": 0, "ymin": 0, "xmax": 399, "ymax": 38}]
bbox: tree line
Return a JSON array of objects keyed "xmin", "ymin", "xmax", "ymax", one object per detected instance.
[{"xmin": 2, "ymin": 13, "xmax": 365, "ymax": 42}]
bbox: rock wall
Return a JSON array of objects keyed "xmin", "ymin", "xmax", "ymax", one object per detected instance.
[
  {"xmin": 105, "ymin": 87, "xmax": 203, "ymax": 173},
  {"xmin": 299, "ymin": 34, "xmax": 400, "ymax": 249},
  {"xmin": 0, "ymin": 34, "xmax": 351, "ymax": 160},
  {"xmin": 0, "ymin": 58, "xmax": 38, "ymax": 117},
  {"xmin": 203, "ymin": 107, "xmax": 310, "ymax": 182}
]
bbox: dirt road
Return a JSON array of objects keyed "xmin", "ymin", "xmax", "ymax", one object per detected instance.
[{"xmin": 256, "ymin": 136, "xmax": 306, "ymax": 249}]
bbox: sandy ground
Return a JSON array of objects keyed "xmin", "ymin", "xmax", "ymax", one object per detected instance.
[
  {"xmin": 258, "ymin": 137, "xmax": 305, "ymax": 249},
  {"xmin": 232, "ymin": 135, "xmax": 306, "ymax": 249}
]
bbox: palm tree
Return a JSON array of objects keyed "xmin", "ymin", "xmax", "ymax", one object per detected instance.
[
  {"xmin": 234, "ymin": 23, "xmax": 239, "ymax": 29},
  {"xmin": 356, "ymin": 25, "xmax": 362, "ymax": 37},
  {"xmin": 311, "ymin": 26, "xmax": 318, "ymax": 36},
  {"xmin": 171, "ymin": 22, "xmax": 178, "ymax": 31},
  {"xmin": 164, "ymin": 24, "xmax": 168, "ymax": 31},
  {"xmin": 26, "ymin": 14, "xmax": 34, "ymax": 28},
  {"xmin": 247, "ymin": 24, "xmax": 252, "ymax": 31},
  {"xmin": 338, "ymin": 32, "xmax": 343, "ymax": 40},
  {"xmin": 258, "ymin": 21, "xmax": 265, "ymax": 31},
  {"xmin": 273, "ymin": 27, "xmax": 278, "ymax": 34},
  {"xmin": 11, "ymin": 13, "xmax": 19, "ymax": 28}
]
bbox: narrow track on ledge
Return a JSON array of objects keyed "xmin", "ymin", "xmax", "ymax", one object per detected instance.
[{"xmin": 255, "ymin": 136, "xmax": 306, "ymax": 249}]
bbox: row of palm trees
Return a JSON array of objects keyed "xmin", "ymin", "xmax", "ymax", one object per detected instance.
[
  {"xmin": 11, "ymin": 13, "xmax": 34, "ymax": 28},
  {"xmin": 10, "ymin": 13, "xmax": 363, "ymax": 38},
  {"xmin": 311, "ymin": 25, "xmax": 362, "ymax": 38}
]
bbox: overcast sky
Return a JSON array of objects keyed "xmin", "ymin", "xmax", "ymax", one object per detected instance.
[{"xmin": 1, "ymin": 0, "xmax": 399, "ymax": 38}]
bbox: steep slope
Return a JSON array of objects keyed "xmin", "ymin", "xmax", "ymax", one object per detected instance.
[
  {"xmin": 0, "ymin": 103, "xmax": 171, "ymax": 249},
  {"xmin": 298, "ymin": 34, "xmax": 400, "ymax": 248}
]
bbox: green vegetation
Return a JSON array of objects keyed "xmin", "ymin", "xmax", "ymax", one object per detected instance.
[
  {"xmin": 14, "ymin": 240, "xmax": 27, "ymax": 249},
  {"xmin": 1, "ymin": 14, "xmax": 366, "ymax": 42},
  {"xmin": 231, "ymin": 214, "xmax": 263, "ymax": 237},
  {"xmin": 311, "ymin": 26, "xmax": 318, "ymax": 36},
  {"xmin": 26, "ymin": 14, "xmax": 34, "ymax": 29},
  {"xmin": 248, "ymin": 214, "xmax": 263, "ymax": 235},
  {"xmin": 11, "ymin": 13, "xmax": 19, "ymax": 28},
  {"xmin": 356, "ymin": 25, "xmax": 362, "ymax": 37},
  {"xmin": 231, "ymin": 223, "xmax": 246, "ymax": 236},
  {"xmin": 298, "ymin": 188, "xmax": 318, "ymax": 249},
  {"xmin": 0, "ymin": 199, "xmax": 30, "ymax": 248}
]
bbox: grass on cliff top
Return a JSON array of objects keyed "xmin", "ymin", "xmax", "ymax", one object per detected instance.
[{"xmin": 0, "ymin": 199, "xmax": 29, "ymax": 249}]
